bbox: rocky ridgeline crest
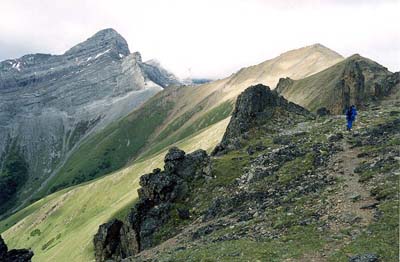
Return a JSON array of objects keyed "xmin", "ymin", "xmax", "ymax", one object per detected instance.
[
  {"xmin": 64, "ymin": 28, "xmax": 130, "ymax": 58},
  {"xmin": 212, "ymin": 84, "xmax": 311, "ymax": 155},
  {"xmin": 0, "ymin": 235, "xmax": 33, "ymax": 262},
  {"xmin": 93, "ymin": 147, "xmax": 211, "ymax": 262}
]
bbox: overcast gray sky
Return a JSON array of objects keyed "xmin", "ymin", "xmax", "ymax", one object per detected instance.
[{"xmin": 0, "ymin": 0, "xmax": 399, "ymax": 78}]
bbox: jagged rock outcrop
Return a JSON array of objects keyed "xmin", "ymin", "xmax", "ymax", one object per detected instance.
[
  {"xmin": 277, "ymin": 54, "xmax": 400, "ymax": 114},
  {"xmin": 0, "ymin": 28, "xmax": 181, "ymax": 213},
  {"xmin": 0, "ymin": 235, "xmax": 33, "ymax": 262},
  {"xmin": 93, "ymin": 147, "xmax": 211, "ymax": 261},
  {"xmin": 212, "ymin": 84, "xmax": 310, "ymax": 155},
  {"xmin": 93, "ymin": 219, "xmax": 124, "ymax": 262}
]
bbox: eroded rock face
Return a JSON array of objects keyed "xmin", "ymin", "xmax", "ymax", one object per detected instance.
[
  {"xmin": 337, "ymin": 60, "xmax": 365, "ymax": 112},
  {"xmin": 0, "ymin": 28, "xmax": 181, "ymax": 213},
  {"xmin": 332, "ymin": 56, "xmax": 399, "ymax": 113},
  {"xmin": 212, "ymin": 84, "xmax": 310, "ymax": 155},
  {"xmin": 93, "ymin": 147, "xmax": 211, "ymax": 262},
  {"xmin": 0, "ymin": 235, "xmax": 33, "ymax": 262}
]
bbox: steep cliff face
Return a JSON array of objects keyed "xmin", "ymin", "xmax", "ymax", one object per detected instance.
[
  {"xmin": 277, "ymin": 55, "xmax": 400, "ymax": 114},
  {"xmin": 0, "ymin": 28, "xmax": 180, "ymax": 213}
]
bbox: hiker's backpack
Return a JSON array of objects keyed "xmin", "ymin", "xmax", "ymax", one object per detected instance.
[{"xmin": 346, "ymin": 108, "xmax": 352, "ymax": 119}]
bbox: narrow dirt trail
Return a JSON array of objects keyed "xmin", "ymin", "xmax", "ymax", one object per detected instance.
[
  {"xmin": 327, "ymin": 138, "xmax": 377, "ymax": 231},
  {"xmin": 295, "ymin": 136, "xmax": 379, "ymax": 262}
]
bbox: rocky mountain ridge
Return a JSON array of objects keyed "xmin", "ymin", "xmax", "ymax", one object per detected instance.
[
  {"xmin": 0, "ymin": 28, "xmax": 181, "ymax": 214},
  {"xmin": 93, "ymin": 83, "xmax": 399, "ymax": 261}
]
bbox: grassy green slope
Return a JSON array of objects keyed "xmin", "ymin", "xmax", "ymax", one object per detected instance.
[
  {"xmin": 39, "ymin": 86, "xmax": 234, "ymax": 199},
  {"xmin": 0, "ymin": 118, "xmax": 229, "ymax": 262},
  {"xmin": 139, "ymin": 100, "xmax": 234, "ymax": 159},
  {"xmin": 36, "ymin": 88, "xmax": 179, "ymax": 197}
]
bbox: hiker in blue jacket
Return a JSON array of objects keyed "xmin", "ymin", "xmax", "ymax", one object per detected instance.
[{"xmin": 345, "ymin": 105, "xmax": 357, "ymax": 131}]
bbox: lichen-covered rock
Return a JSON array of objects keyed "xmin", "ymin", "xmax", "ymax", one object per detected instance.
[
  {"xmin": 349, "ymin": 253, "xmax": 380, "ymax": 262},
  {"xmin": 212, "ymin": 84, "xmax": 310, "ymax": 155},
  {"xmin": 94, "ymin": 147, "xmax": 211, "ymax": 261},
  {"xmin": 316, "ymin": 107, "xmax": 331, "ymax": 116},
  {"xmin": 0, "ymin": 235, "xmax": 33, "ymax": 262}
]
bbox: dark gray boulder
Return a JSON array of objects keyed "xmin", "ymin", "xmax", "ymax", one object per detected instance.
[{"xmin": 349, "ymin": 253, "xmax": 379, "ymax": 262}]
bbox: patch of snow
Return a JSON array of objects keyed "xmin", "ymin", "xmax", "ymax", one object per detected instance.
[
  {"xmin": 95, "ymin": 49, "xmax": 111, "ymax": 59},
  {"xmin": 119, "ymin": 54, "xmax": 124, "ymax": 58},
  {"xmin": 86, "ymin": 56, "xmax": 92, "ymax": 61},
  {"xmin": 12, "ymin": 62, "xmax": 21, "ymax": 71}
]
